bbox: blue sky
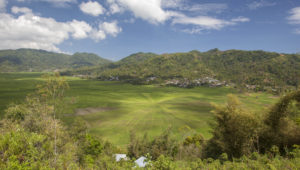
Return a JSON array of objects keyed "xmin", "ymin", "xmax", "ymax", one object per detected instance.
[{"xmin": 0, "ymin": 0, "xmax": 300, "ymax": 60}]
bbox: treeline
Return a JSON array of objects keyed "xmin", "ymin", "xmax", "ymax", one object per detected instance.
[
  {"xmin": 0, "ymin": 74, "xmax": 299, "ymax": 169},
  {"xmin": 63, "ymin": 49, "xmax": 300, "ymax": 92}
]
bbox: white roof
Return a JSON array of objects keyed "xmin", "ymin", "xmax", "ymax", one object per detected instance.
[
  {"xmin": 115, "ymin": 154, "xmax": 127, "ymax": 162},
  {"xmin": 135, "ymin": 156, "xmax": 147, "ymax": 168}
]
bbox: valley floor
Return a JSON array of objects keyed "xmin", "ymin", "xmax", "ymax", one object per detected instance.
[{"xmin": 0, "ymin": 72, "xmax": 278, "ymax": 147}]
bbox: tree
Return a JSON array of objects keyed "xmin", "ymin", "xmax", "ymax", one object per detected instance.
[
  {"xmin": 36, "ymin": 72, "xmax": 70, "ymax": 166},
  {"xmin": 205, "ymin": 94, "xmax": 260, "ymax": 159},
  {"xmin": 261, "ymin": 90, "xmax": 300, "ymax": 153}
]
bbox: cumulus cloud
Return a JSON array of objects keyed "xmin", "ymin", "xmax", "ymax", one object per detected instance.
[
  {"xmin": 288, "ymin": 7, "xmax": 300, "ymax": 24},
  {"xmin": 287, "ymin": 7, "xmax": 300, "ymax": 34},
  {"xmin": 91, "ymin": 29, "xmax": 106, "ymax": 42},
  {"xmin": 11, "ymin": 6, "xmax": 32, "ymax": 14},
  {"xmin": 79, "ymin": 1, "xmax": 105, "ymax": 16},
  {"xmin": 0, "ymin": 0, "xmax": 7, "ymax": 12},
  {"xmin": 120, "ymin": 0, "xmax": 170, "ymax": 24},
  {"xmin": 107, "ymin": 0, "xmax": 171, "ymax": 24},
  {"xmin": 0, "ymin": 7, "xmax": 122, "ymax": 52},
  {"xmin": 69, "ymin": 20, "xmax": 92, "ymax": 39},
  {"xmin": 90, "ymin": 21, "xmax": 122, "ymax": 41},
  {"xmin": 247, "ymin": 0, "xmax": 276, "ymax": 10},
  {"xmin": 100, "ymin": 21, "xmax": 122, "ymax": 37}
]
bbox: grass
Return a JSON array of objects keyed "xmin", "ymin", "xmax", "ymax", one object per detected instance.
[{"xmin": 0, "ymin": 73, "xmax": 279, "ymax": 147}]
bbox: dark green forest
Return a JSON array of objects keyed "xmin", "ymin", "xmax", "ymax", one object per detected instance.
[{"xmin": 0, "ymin": 74, "xmax": 299, "ymax": 169}]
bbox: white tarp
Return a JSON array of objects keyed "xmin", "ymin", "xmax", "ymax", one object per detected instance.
[
  {"xmin": 135, "ymin": 156, "xmax": 147, "ymax": 168},
  {"xmin": 115, "ymin": 154, "xmax": 127, "ymax": 162}
]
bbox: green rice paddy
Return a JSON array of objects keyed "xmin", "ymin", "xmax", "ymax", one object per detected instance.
[{"xmin": 0, "ymin": 73, "xmax": 278, "ymax": 147}]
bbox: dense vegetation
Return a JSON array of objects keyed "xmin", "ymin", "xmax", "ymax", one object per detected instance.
[
  {"xmin": 0, "ymin": 49, "xmax": 111, "ymax": 72},
  {"xmin": 63, "ymin": 49, "xmax": 300, "ymax": 92},
  {"xmin": 0, "ymin": 74, "xmax": 299, "ymax": 169}
]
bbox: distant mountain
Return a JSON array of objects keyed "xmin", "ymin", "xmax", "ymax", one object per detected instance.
[
  {"xmin": 63, "ymin": 49, "xmax": 300, "ymax": 91},
  {"xmin": 0, "ymin": 49, "xmax": 111, "ymax": 72},
  {"xmin": 118, "ymin": 52, "xmax": 158, "ymax": 65}
]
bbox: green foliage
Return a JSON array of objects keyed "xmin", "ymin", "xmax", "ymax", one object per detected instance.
[
  {"xmin": 206, "ymin": 94, "xmax": 260, "ymax": 158},
  {"xmin": 261, "ymin": 90, "xmax": 300, "ymax": 153},
  {"xmin": 4, "ymin": 104, "xmax": 28, "ymax": 122},
  {"xmin": 151, "ymin": 155, "xmax": 175, "ymax": 170},
  {"xmin": 82, "ymin": 134, "xmax": 103, "ymax": 157},
  {"xmin": 183, "ymin": 133, "xmax": 204, "ymax": 147},
  {"xmin": 128, "ymin": 129, "xmax": 178, "ymax": 160}
]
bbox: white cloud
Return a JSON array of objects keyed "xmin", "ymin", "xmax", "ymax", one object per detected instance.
[
  {"xmin": 109, "ymin": 3, "xmax": 122, "ymax": 14},
  {"xmin": 172, "ymin": 15, "xmax": 249, "ymax": 30},
  {"xmin": 182, "ymin": 27, "xmax": 204, "ymax": 34},
  {"xmin": 161, "ymin": 0, "xmax": 183, "ymax": 8},
  {"xmin": 247, "ymin": 0, "xmax": 276, "ymax": 10},
  {"xmin": 107, "ymin": 0, "xmax": 124, "ymax": 14},
  {"xmin": 106, "ymin": 0, "xmax": 248, "ymax": 33},
  {"xmin": 91, "ymin": 29, "xmax": 106, "ymax": 42},
  {"xmin": 295, "ymin": 29, "xmax": 300, "ymax": 34},
  {"xmin": 0, "ymin": 0, "xmax": 7, "ymax": 12},
  {"xmin": 181, "ymin": 3, "xmax": 228, "ymax": 14},
  {"xmin": 17, "ymin": 0, "xmax": 76, "ymax": 7},
  {"xmin": 172, "ymin": 15, "xmax": 230, "ymax": 30},
  {"xmin": 100, "ymin": 21, "xmax": 122, "ymax": 37},
  {"xmin": 288, "ymin": 7, "xmax": 300, "ymax": 24},
  {"xmin": 288, "ymin": 7, "xmax": 300, "ymax": 34},
  {"xmin": 107, "ymin": 0, "xmax": 171, "ymax": 24},
  {"xmin": 119, "ymin": 0, "xmax": 170, "ymax": 24},
  {"xmin": 91, "ymin": 21, "xmax": 122, "ymax": 41},
  {"xmin": 69, "ymin": 20, "xmax": 92, "ymax": 39},
  {"xmin": 0, "ymin": 13, "xmax": 69, "ymax": 52},
  {"xmin": 79, "ymin": 1, "xmax": 105, "ymax": 16},
  {"xmin": 231, "ymin": 16, "xmax": 250, "ymax": 23},
  {"xmin": 0, "ymin": 8, "xmax": 122, "ymax": 52},
  {"xmin": 42, "ymin": 0, "xmax": 76, "ymax": 3},
  {"xmin": 11, "ymin": 6, "xmax": 32, "ymax": 14}
]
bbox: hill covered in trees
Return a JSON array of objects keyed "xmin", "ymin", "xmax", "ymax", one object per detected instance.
[
  {"xmin": 1, "ymin": 48, "xmax": 299, "ymax": 92},
  {"xmin": 0, "ymin": 49, "xmax": 111, "ymax": 72},
  {"xmin": 64, "ymin": 49, "xmax": 300, "ymax": 92}
]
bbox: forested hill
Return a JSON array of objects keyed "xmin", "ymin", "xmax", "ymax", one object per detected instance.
[
  {"xmin": 0, "ymin": 49, "xmax": 111, "ymax": 72},
  {"xmin": 63, "ymin": 49, "xmax": 300, "ymax": 91}
]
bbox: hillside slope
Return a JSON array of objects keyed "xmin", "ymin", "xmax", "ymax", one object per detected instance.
[
  {"xmin": 0, "ymin": 49, "xmax": 111, "ymax": 72},
  {"xmin": 64, "ymin": 49, "xmax": 300, "ymax": 91}
]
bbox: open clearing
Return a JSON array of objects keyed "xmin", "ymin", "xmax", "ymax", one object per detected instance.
[{"xmin": 0, "ymin": 73, "xmax": 278, "ymax": 147}]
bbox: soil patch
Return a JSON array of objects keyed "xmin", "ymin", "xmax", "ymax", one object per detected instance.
[{"xmin": 75, "ymin": 107, "xmax": 114, "ymax": 116}]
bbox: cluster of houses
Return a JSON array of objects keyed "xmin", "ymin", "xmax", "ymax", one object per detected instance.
[
  {"xmin": 165, "ymin": 77, "xmax": 227, "ymax": 88},
  {"xmin": 115, "ymin": 154, "xmax": 148, "ymax": 168},
  {"xmin": 95, "ymin": 75, "xmax": 229, "ymax": 88}
]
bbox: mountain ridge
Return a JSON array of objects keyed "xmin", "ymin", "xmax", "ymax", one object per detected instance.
[
  {"xmin": 0, "ymin": 49, "xmax": 111, "ymax": 72},
  {"xmin": 63, "ymin": 49, "xmax": 300, "ymax": 92}
]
